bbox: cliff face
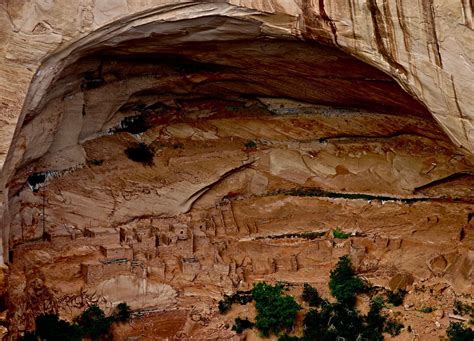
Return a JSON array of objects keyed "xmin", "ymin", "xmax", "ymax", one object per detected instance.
[{"xmin": 0, "ymin": 1, "xmax": 473, "ymax": 339}]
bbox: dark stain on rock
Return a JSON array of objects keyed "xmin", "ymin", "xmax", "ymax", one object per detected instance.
[
  {"xmin": 414, "ymin": 172, "xmax": 474, "ymax": 193},
  {"xmin": 319, "ymin": 0, "xmax": 339, "ymax": 46},
  {"xmin": 421, "ymin": 0, "xmax": 443, "ymax": 68},
  {"xmin": 395, "ymin": 0, "xmax": 412, "ymax": 55},
  {"xmin": 367, "ymin": 0, "xmax": 408, "ymax": 76},
  {"xmin": 301, "ymin": 0, "xmax": 339, "ymax": 46},
  {"xmin": 451, "ymin": 75, "xmax": 469, "ymax": 143},
  {"xmin": 382, "ymin": 0, "xmax": 398, "ymax": 61},
  {"xmin": 461, "ymin": 0, "xmax": 473, "ymax": 29},
  {"xmin": 347, "ymin": 0, "xmax": 357, "ymax": 41}
]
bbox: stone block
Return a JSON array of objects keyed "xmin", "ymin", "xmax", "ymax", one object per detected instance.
[
  {"xmin": 181, "ymin": 257, "xmax": 200, "ymax": 281},
  {"xmin": 100, "ymin": 244, "xmax": 133, "ymax": 260}
]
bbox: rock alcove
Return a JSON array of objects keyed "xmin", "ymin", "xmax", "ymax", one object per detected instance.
[{"xmin": 1, "ymin": 9, "xmax": 473, "ymax": 338}]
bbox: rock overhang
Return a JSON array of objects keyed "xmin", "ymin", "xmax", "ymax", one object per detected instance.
[{"xmin": 2, "ymin": 7, "xmax": 436, "ymax": 190}]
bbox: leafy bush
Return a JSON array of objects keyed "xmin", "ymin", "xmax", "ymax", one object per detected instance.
[
  {"xmin": 332, "ymin": 228, "xmax": 350, "ymax": 239},
  {"xmin": 447, "ymin": 322, "xmax": 474, "ymax": 341},
  {"xmin": 303, "ymin": 302, "xmax": 366, "ymax": 341},
  {"xmin": 252, "ymin": 282, "xmax": 301, "ymax": 337},
  {"xmin": 218, "ymin": 290, "xmax": 253, "ymax": 314},
  {"xmin": 419, "ymin": 306, "xmax": 434, "ymax": 313},
  {"xmin": 76, "ymin": 304, "xmax": 113, "ymax": 340},
  {"xmin": 301, "ymin": 283, "xmax": 322, "ymax": 307},
  {"xmin": 20, "ymin": 331, "xmax": 37, "ymax": 341},
  {"xmin": 296, "ymin": 258, "xmax": 407, "ymax": 340},
  {"xmin": 363, "ymin": 297, "xmax": 386, "ymax": 340},
  {"xmin": 301, "ymin": 295, "xmax": 404, "ymax": 341},
  {"xmin": 453, "ymin": 300, "xmax": 471, "ymax": 315},
  {"xmin": 35, "ymin": 314, "xmax": 82, "ymax": 341},
  {"xmin": 113, "ymin": 302, "xmax": 131, "ymax": 322},
  {"xmin": 25, "ymin": 303, "xmax": 132, "ymax": 340},
  {"xmin": 387, "ymin": 289, "xmax": 406, "ymax": 306},
  {"xmin": 232, "ymin": 317, "xmax": 254, "ymax": 333},
  {"xmin": 453, "ymin": 300, "xmax": 474, "ymax": 324},
  {"xmin": 124, "ymin": 142, "xmax": 155, "ymax": 166},
  {"xmin": 384, "ymin": 319, "xmax": 404, "ymax": 336},
  {"xmin": 329, "ymin": 256, "xmax": 366, "ymax": 307},
  {"xmin": 218, "ymin": 297, "xmax": 232, "ymax": 314},
  {"xmin": 232, "ymin": 290, "xmax": 254, "ymax": 305}
]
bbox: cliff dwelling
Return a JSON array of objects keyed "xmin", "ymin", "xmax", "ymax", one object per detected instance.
[{"xmin": 0, "ymin": 1, "xmax": 473, "ymax": 339}]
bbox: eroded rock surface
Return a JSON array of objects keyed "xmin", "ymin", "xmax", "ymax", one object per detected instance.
[{"xmin": 0, "ymin": 1, "xmax": 473, "ymax": 339}]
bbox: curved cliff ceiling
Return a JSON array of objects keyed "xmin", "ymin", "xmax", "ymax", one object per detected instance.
[{"xmin": 0, "ymin": 13, "xmax": 446, "ymax": 193}]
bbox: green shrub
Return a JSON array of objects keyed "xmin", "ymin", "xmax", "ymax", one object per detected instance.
[
  {"xmin": 232, "ymin": 290, "xmax": 253, "ymax": 305},
  {"xmin": 27, "ymin": 303, "xmax": 132, "ymax": 340},
  {"xmin": 453, "ymin": 301, "xmax": 468, "ymax": 315},
  {"xmin": 113, "ymin": 302, "xmax": 131, "ymax": 322},
  {"xmin": 218, "ymin": 296, "xmax": 232, "ymax": 314},
  {"xmin": 20, "ymin": 331, "xmax": 37, "ymax": 341},
  {"xmin": 300, "ymin": 295, "xmax": 401, "ymax": 341},
  {"xmin": 297, "ymin": 258, "xmax": 400, "ymax": 340},
  {"xmin": 384, "ymin": 319, "xmax": 404, "ymax": 336},
  {"xmin": 329, "ymin": 256, "xmax": 366, "ymax": 307},
  {"xmin": 232, "ymin": 317, "xmax": 254, "ymax": 333},
  {"xmin": 303, "ymin": 303, "xmax": 367, "ymax": 341},
  {"xmin": 252, "ymin": 282, "xmax": 301, "ymax": 337},
  {"xmin": 76, "ymin": 304, "xmax": 113, "ymax": 340},
  {"xmin": 419, "ymin": 306, "xmax": 434, "ymax": 313},
  {"xmin": 447, "ymin": 322, "xmax": 474, "ymax": 341},
  {"xmin": 362, "ymin": 297, "xmax": 386, "ymax": 340},
  {"xmin": 218, "ymin": 290, "xmax": 253, "ymax": 314},
  {"xmin": 453, "ymin": 300, "xmax": 474, "ymax": 324},
  {"xmin": 35, "ymin": 314, "xmax": 82, "ymax": 341},
  {"xmin": 301, "ymin": 283, "xmax": 322, "ymax": 307},
  {"xmin": 366, "ymin": 296, "xmax": 385, "ymax": 325},
  {"xmin": 387, "ymin": 289, "xmax": 406, "ymax": 306},
  {"xmin": 124, "ymin": 142, "xmax": 155, "ymax": 166},
  {"xmin": 332, "ymin": 228, "xmax": 350, "ymax": 239}
]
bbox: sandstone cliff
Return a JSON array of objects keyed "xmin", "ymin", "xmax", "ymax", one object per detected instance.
[{"xmin": 0, "ymin": 1, "xmax": 473, "ymax": 339}]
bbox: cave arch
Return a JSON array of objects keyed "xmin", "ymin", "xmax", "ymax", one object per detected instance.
[{"xmin": 0, "ymin": 1, "xmax": 471, "ymax": 262}]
